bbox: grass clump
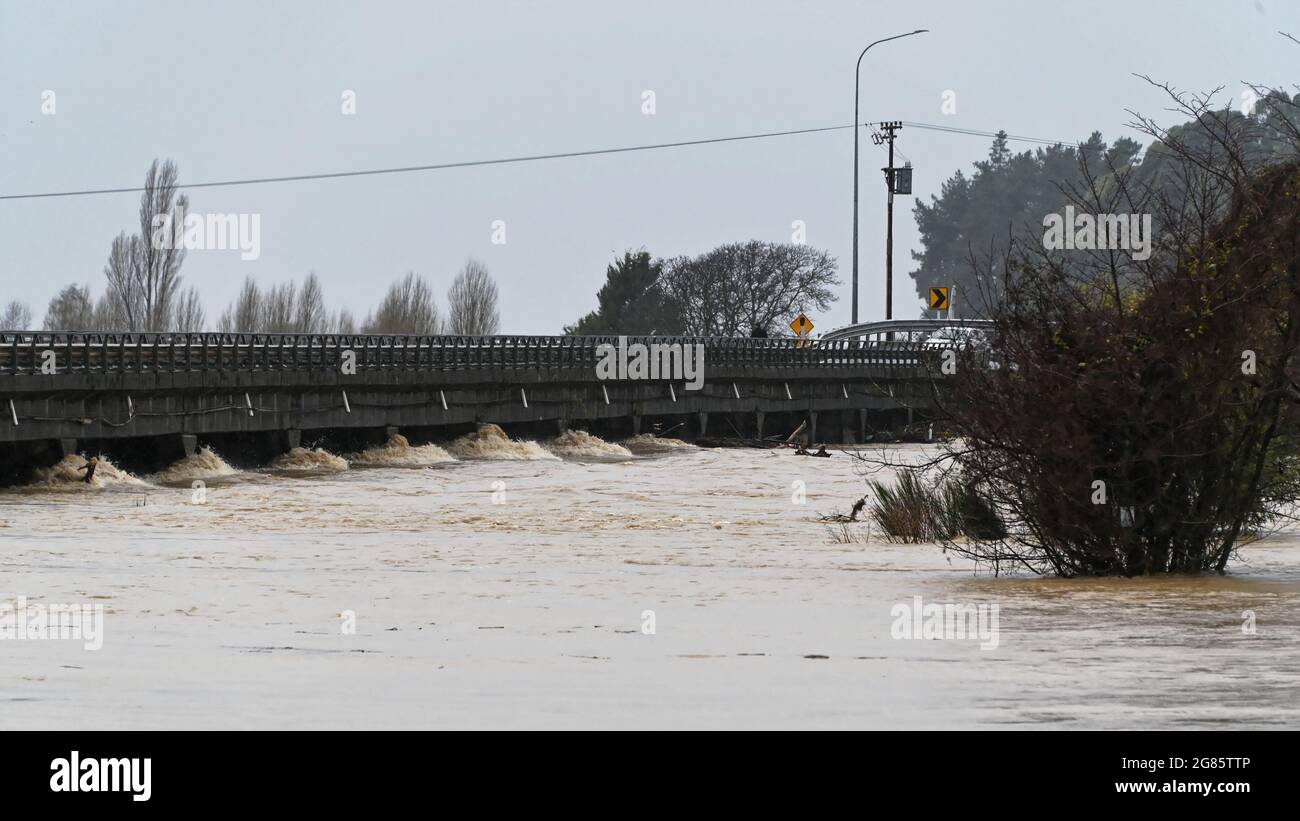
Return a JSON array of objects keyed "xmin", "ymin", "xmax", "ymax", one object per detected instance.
[{"xmin": 869, "ymin": 470, "xmax": 1005, "ymax": 543}]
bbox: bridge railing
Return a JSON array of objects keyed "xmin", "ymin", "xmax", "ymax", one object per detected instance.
[
  {"xmin": 821, "ymin": 317, "xmax": 995, "ymax": 342},
  {"xmin": 0, "ymin": 332, "xmax": 956, "ymax": 376}
]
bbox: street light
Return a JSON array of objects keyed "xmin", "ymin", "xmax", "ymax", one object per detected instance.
[{"xmin": 852, "ymin": 28, "xmax": 928, "ymax": 325}]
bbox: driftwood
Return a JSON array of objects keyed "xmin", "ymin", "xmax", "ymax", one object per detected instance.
[
  {"xmin": 785, "ymin": 420, "xmax": 808, "ymax": 443},
  {"xmin": 819, "ymin": 496, "xmax": 869, "ymax": 523}
]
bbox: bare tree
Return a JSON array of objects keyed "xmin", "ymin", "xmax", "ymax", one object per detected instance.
[
  {"xmin": 93, "ymin": 291, "xmax": 130, "ymax": 331},
  {"xmin": 261, "ymin": 281, "xmax": 297, "ymax": 332},
  {"xmin": 364, "ymin": 272, "xmax": 440, "ymax": 334},
  {"xmin": 334, "ymin": 309, "xmax": 357, "ymax": 335},
  {"xmin": 445, "ymin": 259, "xmax": 500, "ymax": 335},
  {"xmin": 660, "ymin": 241, "xmax": 839, "ymax": 336},
  {"xmin": 43, "ymin": 284, "xmax": 95, "ymax": 330},
  {"xmin": 135, "ymin": 159, "xmax": 189, "ymax": 330},
  {"xmin": 1, "ymin": 300, "xmax": 33, "ymax": 330},
  {"xmin": 98, "ymin": 159, "xmax": 190, "ymax": 331},
  {"xmin": 173, "ymin": 286, "xmax": 206, "ymax": 332},
  {"xmin": 214, "ymin": 274, "xmax": 329, "ymax": 333},
  {"xmin": 218, "ymin": 276, "xmax": 264, "ymax": 332},
  {"xmin": 295, "ymin": 273, "xmax": 328, "ymax": 333},
  {"xmin": 103, "ymin": 232, "xmax": 142, "ymax": 330}
]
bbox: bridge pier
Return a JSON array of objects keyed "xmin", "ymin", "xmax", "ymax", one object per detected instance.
[
  {"xmin": 754, "ymin": 410, "xmax": 765, "ymax": 440},
  {"xmin": 30, "ymin": 437, "xmax": 79, "ymax": 467},
  {"xmin": 0, "ymin": 439, "xmax": 76, "ymax": 485},
  {"xmin": 264, "ymin": 428, "xmax": 302, "ymax": 454},
  {"xmin": 154, "ymin": 434, "xmax": 198, "ymax": 464},
  {"xmin": 632, "ymin": 414, "xmax": 642, "ymax": 437},
  {"xmin": 841, "ymin": 412, "xmax": 857, "ymax": 445},
  {"xmin": 696, "ymin": 411, "xmax": 708, "ymax": 439},
  {"xmin": 808, "ymin": 412, "xmax": 817, "ymax": 445}
]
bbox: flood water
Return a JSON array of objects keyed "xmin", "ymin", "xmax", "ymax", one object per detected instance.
[{"xmin": 2, "ymin": 432, "xmax": 1298, "ymax": 729}]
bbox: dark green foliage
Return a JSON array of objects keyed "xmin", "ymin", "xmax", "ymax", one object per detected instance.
[
  {"xmin": 909, "ymin": 95, "xmax": 1300, "ymax": 318},
  {"xmin": 564, "ymin": 250, "xmax": 683, "ymax": 335},
  {"xmin": 567, "ymin": 242, "xmax": 839, "ymax": 337},
  {"xmin": 909, "ymin": 131, "xmax": 1143, "ymax": 317}
]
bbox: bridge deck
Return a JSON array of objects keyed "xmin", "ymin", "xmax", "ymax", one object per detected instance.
[{"xmin": 0, "ymin": 332, "xmax": 946, "ymax": 376}]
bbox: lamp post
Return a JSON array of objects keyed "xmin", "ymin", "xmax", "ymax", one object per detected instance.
[{"xmin": 852, "ymin": 29, "xmax": 928, "ymax": 325}]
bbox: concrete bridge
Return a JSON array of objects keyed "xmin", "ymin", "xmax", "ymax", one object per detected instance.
[{"xmin": 0, "ymin": 322, "xmax": 975, "ymax": 481}]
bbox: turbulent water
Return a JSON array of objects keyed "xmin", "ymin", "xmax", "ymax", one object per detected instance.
[
  {"xmin": 30, "ymin": 454, "xmax": 147, "ymax": 490},
  {"xmin": 545, "ymin": 429, "xmax": 634, "ymax": 460},
  {"xmin": 350, "ymin": 433, "xmax": 456, "ymax": 467},
  {"xmin": 2, "ymin": 437, "xmax": 1298, "ymax": 729},
  {"xmin": 447, "ymin": 423, "xmax": 558, "ymax": 461},
  {"xmin": 148, "ymin": 446, "xmax": 239, "ymax": 484},
  {"xmin": 622, "ymin": 434, "xmax": 693, "ymax": 454},
  {"xmin": 269, "ymin": 446, "xmax": 350, "ymax": 472}
]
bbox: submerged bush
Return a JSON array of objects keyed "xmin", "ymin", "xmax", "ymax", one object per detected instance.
[
  {"xmin": 869, "ymin": 470, "xmax": 939, "ymax": 543},
  {"xmin": 933, "ymin": 126, "xmax": 1300, "ymax": 575},
  {"xmin": 869, "ymin": 470, "xmax": 1004, "ymax": 543}
]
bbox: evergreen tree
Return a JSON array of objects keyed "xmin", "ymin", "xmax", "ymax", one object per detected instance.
[{"xmin": 564, "ymin": 250, "xmax": 682, "ymax": 335}]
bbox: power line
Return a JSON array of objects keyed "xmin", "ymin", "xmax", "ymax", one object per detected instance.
[
  {"xmin": 903, "ymin": 121, "xmax": 1082, "ymax": 148},
  {"xmin": 0, "ymin": 120, "xmax": 1086, "ymax": 202},
  {"xmin": 1, "ymin": 123, "xmax": 860, "ymax": 202}
]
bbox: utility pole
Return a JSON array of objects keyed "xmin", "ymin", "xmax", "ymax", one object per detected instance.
[
  {"xmin": 850, "ymin": 30, "xmax": 928, "ymax": 326},
  {"xmin": 873, "ymin": 121, "xmax": 904, "ymax": 321}
]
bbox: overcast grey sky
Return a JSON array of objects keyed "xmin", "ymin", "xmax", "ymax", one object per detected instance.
[{"xmin": 3, "ymin": 0, "xmax": 1297, "ymax": 334}]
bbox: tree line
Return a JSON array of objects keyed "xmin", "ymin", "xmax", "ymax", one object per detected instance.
[
  {"xmin": 3, "ymin": 159, "xmax": 500, "ymax": 336},
  {"xmin": 909, "ymin": 89, "xmax": 1300, "ymax": 316},
  {"xmin": 565, "ymin": 242, "xmax": 839, "ymax": 337}
]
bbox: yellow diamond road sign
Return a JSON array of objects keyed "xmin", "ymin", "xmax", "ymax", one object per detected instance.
[
  {"xmin": 929, "ymin": 287, "xmax": 949, "ymax": 311},
  {"xmin": 790, "ymin": 312, "xmax": 813, "ymax": 336}
]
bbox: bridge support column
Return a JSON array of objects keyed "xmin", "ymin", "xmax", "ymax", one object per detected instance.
[
  {"xmin": 279, "ymin": 429, "xmax": 302, "ymax": 453},
  {"xmin": 859, "ymin": 409, "xmax": 869, "ymax": 443},
  {"xmin": 362, "ymin": 425, "xmax": 399, "ymax": 447},
  {"xmin": 23, "ymin": 438, "xmax": 80, "ymax": 470},
  {"xmin": 557, "ymin": 418, "xmax": 569, "ymax": 434},
  {"xmin": 754, "ymin": 411, "xmax": 765, "ymax": 440},
  {"xmin": 257, "ymin": 428, "xmax": 301, "ymax": 458},
  {"xmin": 697, "ymin": 412, "xmax": 708, "ymax": 438},
  {"xmin": 841, "ymin": 413, "xmax": 855, "ymax": 445},
  {"xmin": 808, "ymin": 412, "xmax": 817, "ymax": 445},
  {"xmin": 155, "ymin": 434, "xmax": 198, "ymax": 464},
  {"xmin": 632, "ymin": 415, "xmax": 642, "ymax": 436}
]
